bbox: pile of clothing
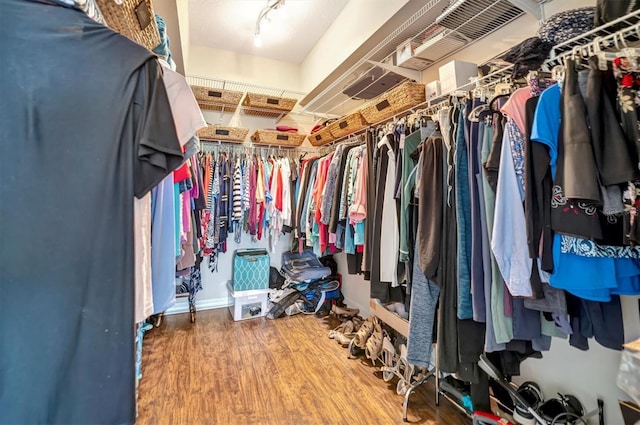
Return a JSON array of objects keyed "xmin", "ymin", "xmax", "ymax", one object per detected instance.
[{"xmin": 266, "ymin": 251, "xmax": 341, "ymax": 318}]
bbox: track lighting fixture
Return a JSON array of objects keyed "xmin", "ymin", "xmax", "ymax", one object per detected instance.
[{"xmin": 254, "ymin": 0, "xmax": 286, "ymax": 48}]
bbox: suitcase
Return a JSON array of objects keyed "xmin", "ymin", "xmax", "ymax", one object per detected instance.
[{"xmin": 232, "ymin": 249, "xmax": 270, "ymax": 291}]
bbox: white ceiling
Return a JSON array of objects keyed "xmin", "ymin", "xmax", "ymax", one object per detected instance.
[{"xmin": 189, "ymin": 0, "xmax": 350, "ymax": 64}]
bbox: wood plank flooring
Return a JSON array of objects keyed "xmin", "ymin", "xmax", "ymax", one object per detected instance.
[{"xmin": 136, "ymin": 309, "xmax": 470, "ymax": 425}]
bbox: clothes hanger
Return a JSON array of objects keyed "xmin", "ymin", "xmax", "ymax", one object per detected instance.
[
  {"xmin": 551, "ymin": 64, "xmax": 566, "ymax": 85},
  {"xmin": 377, "ymin": 124, "xmax": 394, "ymax": 150},
  {"xmin": 493, "ymin": 78, "xmax": 513, "ymax": 96},
  {"xmin": 468, "ymin": 104, "xmax": 490, "ymax": 123},
  {"xmin": 489, "ymin": 93, "xmax": 510, "ymax": 112}
]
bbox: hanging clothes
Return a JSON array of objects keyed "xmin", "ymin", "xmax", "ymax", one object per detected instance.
[{"xmin": 0, "ymin": 2, "xmax": 183, "ymax": 423}]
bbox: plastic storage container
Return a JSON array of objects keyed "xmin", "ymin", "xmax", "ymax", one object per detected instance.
[
  {"xmin": 227, "ymin": 281, "xmax": 269, "ymax": 321},
  {"xmin": 438, "ymin": 60, "xmax": 478, "ymax": 94}
]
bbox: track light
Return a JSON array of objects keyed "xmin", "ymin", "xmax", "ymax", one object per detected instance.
[{"xmin": 254, "ymin": 0, "xmax": 286, "ymax": 48}]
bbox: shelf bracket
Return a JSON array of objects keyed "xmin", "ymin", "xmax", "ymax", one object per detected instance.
[
  {"xmin": 365, "ymin": 60, "xmax": 422, "ymax": 82},
  {"xmin": 505, "ymin": 0, "xmax": 543, "ymax": 20}
]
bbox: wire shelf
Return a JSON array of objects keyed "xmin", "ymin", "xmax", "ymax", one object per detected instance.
[
  {"xmin": 187, "ymin": 75, "xmax": 340, "ymax": 124},
  {"xmin": 305, "ymin": 0, "xmax": 528, "ymax": 115},
  {"xmin": 549, "ymin": 8, "xmax": 640, "ymax": 60},
  {"xmin": 323, "ymin": 9, "xmax": 640, "ymax": 145},
  {"xmin": 186, "ymin": 75, "xmax": 305, "ymax": 99},
  {"xmin": 200, "ymin": 139, "xmax": 317, "ymax": 154}
]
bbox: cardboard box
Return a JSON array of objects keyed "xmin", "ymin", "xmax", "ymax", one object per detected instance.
[{"xmin": 438, "ymin": 60, "xmax": 478, "ymax": 94}]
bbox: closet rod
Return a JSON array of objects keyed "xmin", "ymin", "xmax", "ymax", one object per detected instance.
[
  {"xmin": 200, "ymin": 139, "xmax": 318, "ymax": 154},
  {"xmin": 543, "ymin": 20, "xmax": 640, "ymax": 70},
  {"xmin": 548, "ymin": 8, "xmax": 640, "ymax": 60},
  {"xmin": 324, "ymin": 96, "xmax": 456, "ymax": 146}
]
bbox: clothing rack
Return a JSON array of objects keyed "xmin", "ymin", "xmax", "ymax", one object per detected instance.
[
  {"xmin": 337, "ymin": 12, "xmax": 640, "ymax": 424},
  {"xmin": 200, "ymin": 139, "xmax": 317, "ymax": 158},
  {"xmin": 543, "ymin": 19, "xmax": 640, "ymax": 70}
]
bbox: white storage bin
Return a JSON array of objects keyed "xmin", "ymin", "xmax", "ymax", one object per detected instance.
[
  {"xmin": 396, "ymin": 39, "xmax": 432, "ymax": 71},
  {"xmin": 425, "ymin": 80, "xmax": 441, "ymax": 101},
  {"xmin": 438, "ymin": 60, "xmax": 478, "ymax": 94},
  {"xmin": 227, "ymin": 281, "xmax": 269, "ymax": 321}
]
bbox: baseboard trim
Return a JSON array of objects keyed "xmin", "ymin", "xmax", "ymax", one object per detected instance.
[{"xmin": 165, "ymin": 297, "xmax": 232, "ymax": 315}]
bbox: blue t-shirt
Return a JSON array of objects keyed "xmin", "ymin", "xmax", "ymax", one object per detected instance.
[
  {"xmin": 531, "ymin": 84, "xmax": 561, "ymax": 179},
  {"xmin": 152, "ymin": 174, "xmax": 178, "ymax": 314}
]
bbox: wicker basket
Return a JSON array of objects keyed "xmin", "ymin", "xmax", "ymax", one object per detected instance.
[
  {"xmin": 251, "ymin": 130, "xmax": 305, "ymax": 147},
  {"xmin": 198, "ymin": 125, "xmax": 248, "ymax": 143},
  {"xmin": 190, "ymin": 85, "xmax": 243, "ymax": 111},
  {"xmin": 242, "ymin": 93, "xmax": 297, "ymax": 117},
  {"xmin": 308, "ymin": 126, "xmax": 336, "ymax": 147},
  {"xmin": 327, "ymin": 112, "xmax": 368, "ymax": 139},
  {"xmin": 96, "ymin": 0, "xmax": 161, "ymax": 51},
  {"xmin": 360, "ymin": 82, "xmax": 426, "ymax": 124}
]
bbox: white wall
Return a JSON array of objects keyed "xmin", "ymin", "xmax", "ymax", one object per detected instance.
[
  {"xmin": 335, "ymin": 253, "xmax": 371, "ymax": 315},
  {"xmin": 176, "ymin": 0, "xmax": 190, "ymax": 75},
  {"xmin": 189, "ymin": 44, "xmax": 303, "ymax": 92},
  {"xmin": 300, "ymin": 0, "xmax": 410, "ymax": 93},
  {"xmin": 515, "ymin": 296, "xmax": 640, "ymax": 424}
]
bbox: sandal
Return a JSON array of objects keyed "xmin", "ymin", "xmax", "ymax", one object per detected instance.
[
  {"xmin": 365, "ymin": 319, "xmax": 384, "ymax": 364},
  {"xmin": 328, "ymin": 320, "xmax": 353, "ymax": 339},
  {"xmin": 335, "ymin": 332, "xmax": 356, "ymax": 346},
  {"xmin": 353, "ymin": 316, "xmax": 375, "ymax": 349}
]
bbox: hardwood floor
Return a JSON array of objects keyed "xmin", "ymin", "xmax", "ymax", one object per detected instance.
[{"xmin": 136, "ymin": 309, "xmax": 470, "ymax": 425}]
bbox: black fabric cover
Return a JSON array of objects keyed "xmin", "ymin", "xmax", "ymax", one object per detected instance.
[
  {"xmin": 502, "ymin": 37, "xmax": 553, "ymax": 80},
  {"xmin": 269, "ymin": 267, "xmax": 286, "ymax": 289},
  {"xmin": 0, "ymin": 2, "xmax": 183, "ymax": 424}
]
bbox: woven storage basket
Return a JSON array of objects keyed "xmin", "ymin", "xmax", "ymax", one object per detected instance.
[
  {"xmin": 251, "ymin": 130, "xmax": 305, "ymax": 147},
  {"xmin": 360, "ymin": 82, "xmax": 426, "ymax": 124},
  {"xmin": 308, "ymin": 126, "xmax": 335, "ymax": 147},
  {"xmin": 190, "ymin": 86, "xmax": 243, "ymax": 111},
  {"xmin": 242, "ymin": 93, "xmax": 297, "ymax": 117},
  {"xmin": 327, "ymin": 112, "xmax": 368, "ymax": 139},
  {"xmin": 97, "ymin": 0, "xmax": 161, "ymax": 51},
  {"xmin": 198, "ymin": 125, "xmax": 248, "ymax": 143}
]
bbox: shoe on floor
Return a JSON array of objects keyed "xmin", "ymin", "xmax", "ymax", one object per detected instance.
[
  {"xmin": 353, "ymin": 317, "xmax": 375, "ymax": 349},
  {"xmin": 538, "ymin": 393, "xmax": 584, "ymax": 424},
  {"xmin": 365, "ymin": 319, "xmax": 383, "ymax": 363},
  {"xmin": 328, "ymin": 320, "xmax": 354, "ymax": 339},
  {"xmin": 332, "ymin": 305, "xmax": 360, "ymax": 317},
  {"xmin": 335, "ymin": 332, "xmax": 355, "ymax": 346}
]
